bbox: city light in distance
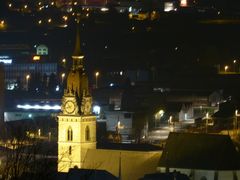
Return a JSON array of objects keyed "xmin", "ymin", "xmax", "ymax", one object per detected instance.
[
  {"xmin": 93, "ymin": 105, "xmax": 100, "ymax": 115},
  {"xmin": 33, "ymin": 55, "xmax": 40, "ymax": 61},
  {"xmin": 101, "ymin": 7, "xmax": 109, "ymax": 12},
  {"xmin": 0, "ymin": 56, "xmax": 12, "ymax": 64},
  {"xmin": 17, "ymin": 104, "xmax": 61, "ymax": 110}
]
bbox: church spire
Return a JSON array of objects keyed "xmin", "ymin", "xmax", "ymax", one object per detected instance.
[
  {"xmin": 72, "ymin": 17, "xmax": 84, "ymax": 70},
  {"xmin": 66, "ymin": 16, "xmax": 90, "ymax": 99},
  {"xmin": 73, "ymin": 19, "xmax": 83, "ymax": 57}
]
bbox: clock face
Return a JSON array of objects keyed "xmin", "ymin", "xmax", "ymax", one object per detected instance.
[{"xmin": 65, "ymin": 101, "xmax": 75, "ymax": 114}]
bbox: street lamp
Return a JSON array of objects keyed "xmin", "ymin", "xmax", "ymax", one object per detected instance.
[
  {"xmin": 38, "ymin": 129, "xmax": 41, "ymax": 137},
  {"xmin": 235, "ymin": 110, "xmax": 239, "ymax": 137},
  {"xmin": 233, "ymin": 60, "xmax": 237, "ymax": 72},
  {"xmin": 95, "ymin": 72, "xmax": 99, "ymax": 88},
  {"xmin": 224, "ymin": 65, "xmax": 229, "ymax": 73},
  {"xmin": 26, "ymin": 74, "xmax": 30, "ymax": 91},
  {"xmin": 61, "ymin": 73, "xmax": 65, "ymax": 84},
  {"xmin": 205, "ymin": 112, "xmax": 209, "ymax": 133},
  {"xmin": 168, "ymin": 116, "xmax": 174, "ymax": 132}
]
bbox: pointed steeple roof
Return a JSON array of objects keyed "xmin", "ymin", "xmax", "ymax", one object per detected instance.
[{"xmin": 73, "ymin": 18, "xmax": 83, "ymax": 57}]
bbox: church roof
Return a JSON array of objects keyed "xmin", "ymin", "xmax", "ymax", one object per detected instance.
[
  {"xmin": 159, "ymin": 132, "xmax": 240, "ymax": 170},
  {"xmin": 83, "ymin": 149, "xmax": 161, "ymax": 180}
]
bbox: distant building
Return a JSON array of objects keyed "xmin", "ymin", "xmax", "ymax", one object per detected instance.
[
  {"xmin": 103, "ymin": 110, "xmax": 133, "ymax": 142},
  {"xmin": 0, "ymin": 43, "xmax": 57, "ymax": 90},
  {"xmin": 36, "ymin": 44, "xmax": 48, "ymax": 56},
  {"xmin": 158, "ymin": 132, "xmax": 240, "ymax": 179},
  {"xmin": 4, "ymin": 62, "xmax": 57, "ymax": 90}
]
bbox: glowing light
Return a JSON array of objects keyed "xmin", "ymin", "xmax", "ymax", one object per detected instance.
[
  {"xmin": 33, "ymin": 56, "xmax": 40, "ymax": 61},
  {"xmin": 38, "ymin": 20, "xmax": 42, "ymax": 24},
  {"xmin": 117, "ymin": 121, "xmax": 124, "ymax": 129},
  {"xmin": 95, "ymin": 72, "xmax": 99, "ymax": 77},
  {"xmin": 48, "ymin": 18, "xmax": 52, "ymax": 23},
  {"xmin": 168, "ymin": 116, "xmax": 173, "ymax": 124},
  {"xmin": 95, "ymin": 72, "xmax": 99, "ymax": 88},
  {"xmin": 128, "ymin": 6, "xmax": 132, "ymax": 12},
  {"xmin": 206, "ymin": 112, "xmax": 209, "ymax": 119},
  {"xmin": 224, "ymin": 65, "xmax": 229, "ymax": 72},
  {"xmin": 0, "ymin": 56, "xmax": 12, "ymax": 64},
  {"xmin": 8, "ymin": 3, "xmax": 12, "ymax": 8},
  {"xmin": 24, "ymin": 5, "xmax": 28, "ymax": 9},
  {"xmin": 164, "ymin": 2, "xmax": 174, "ymax": 12},
  {"xmin": 0, "ymin": 20, "xmax": 5, "ymax": 28},
  {"xmin": 26, "ymin": 74, "xmax": 30, "ymax": 80},
  {"xmin": 61, "ymin": 73, "xmax": 65, "ymax": 83},
  {"xmin": 56, "ymin": 85, "xmax": 60, "ymax": 91},
  {"xmin": 236, "ymin": 110, "xmax": 239, "ymax": 116},
  {"xmin": 62, "ymin": 16, "xmax": 68, "ymax": 21},
  {"xmin": 180, "ymin": 0, "xmax": 187, "ymax": 7},
  {"xmin": 109, "ymin": 83, "xmax": 114, "ymax": 87},
  {"xmin": 155, "ymin": 109, "xmax": 164, "ymax": 120},
  {"xmin": 17, "ymin": 104, "xmax": 61, "ymax": 110},
  {"xmin": 101, "ymin": 7, "xmax": 109, "ymax": 12},
  {"xmin": 93, "ymin": 105, "xmax": 100, "ymax": 114}
]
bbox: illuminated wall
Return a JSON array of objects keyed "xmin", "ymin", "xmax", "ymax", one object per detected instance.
[{"xmin": 58, "ymin": 115, "xmax": 96, "ymax": 172}]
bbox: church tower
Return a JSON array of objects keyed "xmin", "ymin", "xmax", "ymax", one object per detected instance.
[{"xmin": 57, "ymin": 19, "xmax": 96, "ymax": 172}]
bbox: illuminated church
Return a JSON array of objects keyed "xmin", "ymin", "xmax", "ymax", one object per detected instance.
[
  {"xmin": 57, "ymin": 19, "xmax": 96, "ymax": 171},
  {"xmin": 57, "ymin": 19, "xmax": 162, "ymax": 179}
]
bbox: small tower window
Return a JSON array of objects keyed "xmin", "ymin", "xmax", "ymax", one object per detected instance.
[
  {"xmin": 67, "ymin": 127, "xmax": 73, "ymax": 141},
  {"xmin": 69, "ymin": 146, "xmax": 72, "ymax": 155},
  {"xmin": 85, "ymin": 126, "xmax": 90, "ymax": 141}
]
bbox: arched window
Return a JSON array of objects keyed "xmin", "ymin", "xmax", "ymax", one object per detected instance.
[
  {"xmin": 67, "ymin": 127, "xmax": 73, "ymax": 141},
  {"xmin": 69, "ymin": 146, "xmax": 72, "ymax": 155},
  {"xmin": 85, "ymin": 126, "xmax": 90, "ymax": 141}
]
